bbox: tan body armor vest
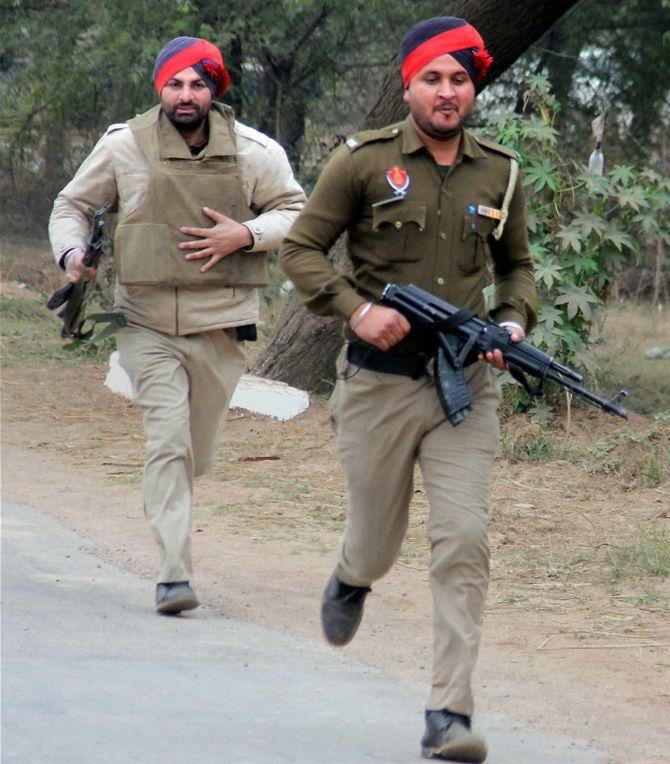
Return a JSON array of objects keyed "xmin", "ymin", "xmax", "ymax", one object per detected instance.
[{"xmin": 114, "ymin": 103, "xmax": 268, "ymax": 288}]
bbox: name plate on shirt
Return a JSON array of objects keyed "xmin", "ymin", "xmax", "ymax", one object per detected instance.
[{"xmin": 477, "ymin": 205, "xmax": 502, "ymax": 220}]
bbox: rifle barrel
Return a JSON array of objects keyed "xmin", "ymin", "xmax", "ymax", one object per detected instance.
[{"xmin": 544, "ymin": 371, "xmax": 628, "ymax": 419}]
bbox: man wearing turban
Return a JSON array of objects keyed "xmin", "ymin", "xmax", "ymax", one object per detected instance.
[
  {"xmin": 49, "ymin": 37, "xmax": 305, "ymax": 615},
  {"xmin": 280, "ymin": 16, "xmax": 536, "ymax": 762}
]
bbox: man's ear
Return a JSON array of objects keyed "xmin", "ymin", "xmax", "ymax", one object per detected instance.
[{"xmin": 402, "ymin": 89, "xmax": 410, "ymax": 104}]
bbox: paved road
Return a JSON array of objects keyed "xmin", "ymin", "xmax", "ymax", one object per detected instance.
[{"xmin": 1, "ymin": 501, "xmax": 604, "ymax": 763}]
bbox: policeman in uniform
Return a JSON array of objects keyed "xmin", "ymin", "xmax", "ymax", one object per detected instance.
[
  {"xmin": 49, "ymin": 37, "xmax": 305, "ymax": 615},
  {"xmin": 280, "ymin": 17, "xmax": 536, "ymax": 762}
]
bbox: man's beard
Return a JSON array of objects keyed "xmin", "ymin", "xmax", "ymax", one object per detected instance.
[
  {"xmin": 165, "ymin": 103, "xmax": 208, "ymax": 133},
  {"xmin": 413, "ymin": 109, "xmax": 466, "ymax": 141}
]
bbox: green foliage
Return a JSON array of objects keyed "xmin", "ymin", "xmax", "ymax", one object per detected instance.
[
  {"xmin": 500, "ymin": 424, "xmax": 561, "ymax": 462},
  {"xmin": 484, "ymin": 76, "xmax": 670, "ymax": 373},
  {"xmin": 0, "ymin": 0, "xmax": 446, "ymax": 227},
  {"xmin": 481, "ymin": 0, "xmax": 670, "ymax": 170}
]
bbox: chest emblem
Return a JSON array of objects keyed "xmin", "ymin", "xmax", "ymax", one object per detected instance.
[
  {"xmin": 476, "ymin": 204, "xmax": 502, "ymax": 220},
  {"xmin": 386, "ymin": 167, "xmax": 410, "ymax": 196}
]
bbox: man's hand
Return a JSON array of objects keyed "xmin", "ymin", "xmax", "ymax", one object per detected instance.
[
  {"xmin": 349, "ymin": 303, "xmax": 411, "ymax": 351},
  {"xmin": 480, "ymin": 324, "xmax": 525, "ymax": 370},
  {"xmin": 179, "ymin": 207, "xmax": 253, "ymax": 273},
  {"xmin": 65, "ymin": 249, "xmax": 98, "ymax": 284}
]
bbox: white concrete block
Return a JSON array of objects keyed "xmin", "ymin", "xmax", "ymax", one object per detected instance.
[
  {"xmin": 230, "ymin": 374, "xmax": 309, "ymax": 421},
  {"xmin": 104, "ymin": 353, "xmax": 310, "ymax": 421},
  {"xmin": 104, "ymin": 351, "xmax": 133, "ymax": 399}
]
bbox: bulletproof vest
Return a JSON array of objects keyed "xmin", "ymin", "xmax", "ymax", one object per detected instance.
[{"xmin": 114, "ymin": 103, "xmax": 268, "ymax": 287}]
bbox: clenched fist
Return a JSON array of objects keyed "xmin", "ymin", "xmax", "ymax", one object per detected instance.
[
  {"xmin": 349, "ymin": 303, "xmax": 411, "ymax": 351},
  {"xmin": 65, "ymin": 249, "xmax": 98, "ymax": 284}
]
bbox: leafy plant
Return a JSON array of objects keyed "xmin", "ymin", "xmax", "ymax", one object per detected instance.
[{"xmin": 483, "ymin": 76, "xmax": 670, "ymax": 377}]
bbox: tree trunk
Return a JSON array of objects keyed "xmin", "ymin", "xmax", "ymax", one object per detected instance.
[
  {"xmin": 254, "ymin": 237, "xmax": 351, "ymax": 391},
  {"xmin": 253, "ymin": 0, "xmax": 580, "ymax": 391}
]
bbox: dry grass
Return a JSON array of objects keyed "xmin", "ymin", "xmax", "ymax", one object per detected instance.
[{"xmin": 591, "ymin": 300, "xmax": 670, "ymax": 415}]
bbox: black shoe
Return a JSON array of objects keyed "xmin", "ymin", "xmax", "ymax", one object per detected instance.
[
  {"xmin": 155, "ymin": 581, "xmax": 200, "ymax": 615},
  {"xmin": 421, "ymin": 709, "xmax": 487, "ymax": 762},
  {"xmin": 320, "ymin": 571, "xmax": 370, "ymax": 646}
]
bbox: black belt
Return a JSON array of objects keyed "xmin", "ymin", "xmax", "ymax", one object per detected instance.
[{"xmin": 346, "ymin": 342, "xmax": 428, "ymax": 379}]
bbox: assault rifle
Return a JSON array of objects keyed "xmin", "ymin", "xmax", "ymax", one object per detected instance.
[
  {"xmin": 381, "ymin": 283, "xmax": 628, "ymax": 426},
  {"xmin": 47, "ymin": 203, "xmax": 111, "ymax": 340}
]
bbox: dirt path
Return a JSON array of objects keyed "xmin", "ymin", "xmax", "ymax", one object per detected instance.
[{"xmin": 2, "ymin": 357, "xmax": 669, "ymax": 763}]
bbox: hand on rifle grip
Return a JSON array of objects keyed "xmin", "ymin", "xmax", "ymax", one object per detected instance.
[
  {"xmin": 479, "ymin": 324, "xmax": 525, "ymax": 370},
  {"xmin": 349, "ymin": 304, "xmax": 411, "ymax": 351},
  {"xmin": 65, "ymin": 249, "xmax": 97, "ymax": 284}
]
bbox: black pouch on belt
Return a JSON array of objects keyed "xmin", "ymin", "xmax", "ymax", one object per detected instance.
[
  {"xmin": 235, "ymin": 324, "xmax": 257, "ymax": 341},
  {"xmin": 346, "ymin": 341, "xmax": 427, "ymax": 379}
]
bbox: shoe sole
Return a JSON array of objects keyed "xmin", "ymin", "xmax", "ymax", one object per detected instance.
[
  {"xmin": 156, "ymin": 594, "xmax": 200, "ymax": 615},
  {"xmin": 421, "ymin": 737, "xmax": 487, "ymax": 762}
]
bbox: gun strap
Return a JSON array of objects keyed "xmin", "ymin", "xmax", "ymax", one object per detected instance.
[
  {"xmin": 492, "ymin": 158, "xmax": 519, "ymax": 241},
  {"xmin": 74, "ymin": 312, "xmax": 127, "ymax": 344},
  {"xmin": 437, "ymin": 308, "xmax": 475, "ymax": 333},
  {"xmin": 507, "ymin": 361, "xmax": 543, "ymax": 397},
  {"xmin": 435, "ymin": 309, "xmax": 480, "ymax": 370}
]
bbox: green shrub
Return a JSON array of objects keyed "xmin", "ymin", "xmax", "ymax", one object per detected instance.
[{"xmin": 483, "ymin": 76, "xmax": 670, "ymax": 376}]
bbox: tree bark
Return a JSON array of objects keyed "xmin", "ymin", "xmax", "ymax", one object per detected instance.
[{"xmin": 253, "ymin": 0, "xmax": 580, "ymax": 391}]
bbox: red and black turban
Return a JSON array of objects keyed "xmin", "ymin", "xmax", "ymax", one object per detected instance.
[
  {"xmin": 400, "ymin": 17, "xmax": 493, "ymax": 87},
  {"xmin": 153, "ymin": 36, "xmax": 231, "ymax": 98}
]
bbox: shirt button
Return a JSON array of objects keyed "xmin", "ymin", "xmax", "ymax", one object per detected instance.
[
  {"xmin": 437, "ymin": 210, "xmax": 441, "ymax": 217},
  {"xmin": 436, "ymin": 277, "xmax": 445, "ymax": 285},
  {"xmin": 440, "ymin": 232, "xmax": 447, "ymax": 240},
  {"xmin": 394, "ymin": 221, "xmax": 402, "ymax": 229}
]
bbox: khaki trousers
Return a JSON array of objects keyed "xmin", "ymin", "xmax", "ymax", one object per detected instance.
[
  {"xmin": 330, "ymin": 348, "xmax": 501, "ymax": 716},
  {"xmin": 117, "ymin": 324, "xmax": 245, "ymax": 583}
]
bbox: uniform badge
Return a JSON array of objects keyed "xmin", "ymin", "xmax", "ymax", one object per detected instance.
[
  {"xmin": 386, "ymin": 167, "xmax": 410, "ymax": 197},
  {"xmin": 476, "ymin": 204, "xmax": 502, "ymax": 221}
]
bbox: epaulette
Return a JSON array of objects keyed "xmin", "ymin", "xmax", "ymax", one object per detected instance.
[
  {"xmin": 345, "ymin": 125, "xmax": 402, "ymax": 152},
  {"xmin": 105, "ymin": 123, "xmax": 128, "ymax": 135},
  {"xmin": 473, "ymin": 135, "xmax": 520, "ymax": 160}
]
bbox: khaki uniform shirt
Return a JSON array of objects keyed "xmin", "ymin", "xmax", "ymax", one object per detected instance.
[
  {"xmin": 280, "ymin": 117, "xmax": 536, "ymax": 338},
  {"xmin": 50, "ymin": 109, "xmax": 306, "ymax": 335}
]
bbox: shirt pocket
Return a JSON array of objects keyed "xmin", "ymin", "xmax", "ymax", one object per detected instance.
[
  {"xmin": 371, "ymin": 202, "xmax": 427, "ymax": 261},
  {"xmin": 460, "ymin": 212, "xmax": 496, "ymax": 274},
  {"xmin": 116, "ymin": 173, "xmax": 149, "ymax": 218}
]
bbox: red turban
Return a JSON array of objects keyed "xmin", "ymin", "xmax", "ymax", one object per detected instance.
[
  {"xmin": 153, "ymin": 37, "xmax": 230, "ymax": 98},
  {"xmin": 400, "ymin": 17, "xmax": 493, "ymax": 87}
]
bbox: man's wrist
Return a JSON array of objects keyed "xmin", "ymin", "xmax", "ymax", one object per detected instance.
[
  {"xmin": 240, "ymin": 223, "xmax": 255, "ymax": 252},
  {"xmin": 350, "ymin": 302, "xmax": 373, "ymax": 331},
  {"xmin": 500, "ymin": 320, "xmax": 524, "ymax": 333},
  {"xmin": 59, "ymin": 247, "xmax": 79, "ymax": 270}
]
